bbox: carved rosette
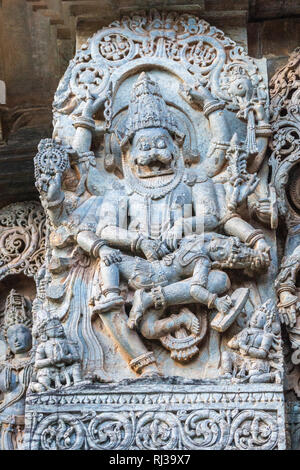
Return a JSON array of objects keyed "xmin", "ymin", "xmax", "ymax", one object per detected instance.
[{"xmin": 0, "ymin": 201, "xmax": 46, "ymax": 280}]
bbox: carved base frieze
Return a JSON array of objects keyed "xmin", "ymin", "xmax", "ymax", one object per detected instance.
[{"xmin": 24, "ymin": 378, "xmax": 287, "ymax": 450}]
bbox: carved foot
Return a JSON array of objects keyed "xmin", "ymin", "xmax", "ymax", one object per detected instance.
[
  {"xmin": 177, "ymin": 308, "xmax": 200, "ymax": 336},
  {"xmin": 128, "ymin": 289, "xmax": 147, "ymax": 329},
  {"xmin": 129, "ymin": 351, "xmax": 160, "ymax": 376},
  {"xmin": 92, "ymin": 294, "xmax": 124, "ymax": 315},
  {"xmin": 219, "ymin": 372, "xmax": 233, "ymax": 380}
]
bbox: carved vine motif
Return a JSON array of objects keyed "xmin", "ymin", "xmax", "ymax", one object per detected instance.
[
  {"xmin": 0, "ymin": 201, "xmax": 46, "ymax": 280},
  {"xmin": 270, "ymin": 48, "xmax": 300, "ymax": 222},
  {"xmin": 28, "ymin": 408, "xmax": 279, "ymax": 450}
]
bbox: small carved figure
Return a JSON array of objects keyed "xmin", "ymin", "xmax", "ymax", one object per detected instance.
[
  {"xmin": 221, "ymin": 300, "xmax": 282, "ymax": 383},
  {"xmin": 30, "ymin": 316, "xmax": 82, "ymax": 392},
  {"xmin": 0, "ymin": 290, "xmax": 33, "ymax": 450}
]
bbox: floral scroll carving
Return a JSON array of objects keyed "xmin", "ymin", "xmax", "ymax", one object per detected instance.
[
  {"xmin": 27, "ymin": 395, "xmax": 282, "ymax": 450},
  {"xmin": 0, "ymin": 201, "xmax": 46, "ymax": 281}
]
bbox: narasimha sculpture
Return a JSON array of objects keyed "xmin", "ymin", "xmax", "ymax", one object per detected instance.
[{"xmin": 12, "ymin": 11, "xmax": 289, "ymax": 450}]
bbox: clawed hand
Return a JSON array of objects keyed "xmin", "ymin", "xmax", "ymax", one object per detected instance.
[
  {"xmin": 99, "ymin": 246, "xmax": 122, "ymax": 266},
  {"xmin": 140, "ymin": 238, "xmax": 159, "ymax": 261},
  {"xmin": 161, "ymin": 225, "xmax": 182, "ymax": 251},
  {"xmin": 237, "ymin": 174, "xmax": 260, "ymax": 204},
  {"xmin": 179, "ymin": 81, "xmax": 213, "ymax": 106},
  {"xmin": 279, "ymin": 299, "xmax": 298, "ymax": 328},
  {"xmin": 253, "ymin": 198, "xmax": 273, "ymax": 225},
  {"xmin": 215, "ymin": 295, "xmax": 232, "ymax": 314},
  {"xmin": 81, "ymin": 85, "xmax": 111, "ymax": 119}
]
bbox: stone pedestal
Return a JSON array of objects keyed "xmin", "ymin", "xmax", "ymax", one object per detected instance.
[{"xmin": 25, "ymin": 378, "xmax": 287, "ymax": 450}]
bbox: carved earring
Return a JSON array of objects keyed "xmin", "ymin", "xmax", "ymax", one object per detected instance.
[
  {"xmin": 40, "ymin": 333, "xmax": 48, "ymax": 342},
  {"xmin": 5, "ymin": 345, "xmax": 13, "ymax": 360}
]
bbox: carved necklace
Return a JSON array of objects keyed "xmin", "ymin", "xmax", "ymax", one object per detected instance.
[
  {"xmin": 7, "ymin": 356, "xmax": 32, "ymax": 371},
  {"xmin": 122, "ymin": 154, "xmax": 185, "ymax": 200}
]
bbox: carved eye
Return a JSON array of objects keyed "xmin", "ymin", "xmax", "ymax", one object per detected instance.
[
  {"xmin": 156, "ymin": 138, "xmax": 167, "ymax": 149},
  {"xmin": 140, "ymin": 140, "xmax": 151, "ymax": 151}
]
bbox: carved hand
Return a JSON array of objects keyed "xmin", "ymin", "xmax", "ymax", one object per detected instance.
[
  {"xmin": 215, "ymin": 295, "xmax": 232, "ymax": 314},
  {"xmin": 161, "ymin": 225, "xmax": 182, "ymax": 251},
  {"xmin": 62, "ymin": 354, "xmax": 74, "ymax": 365},
  {"xmin": 236, "ymin": 174, "xmax": 260, "ymax": 205},
  {"xmin": 99, "ymin": 245, "xmax": 122, "ymax": 266},
  {"xmin": 36, "ymin": 172, "xmax": 63, "ymax": 204},
  {"xmin": 252, "ymin": 102, "xmax": 268, "ymax": 124},
  {"xmin": 278, "ymin": 292, "xmax": 298, "ymax": 327},
  {"xmin": 47, "ymin": 173, "xmax": 63, "ymax": 201},
  {"xmin": 179, "ymin": 81, "xmax": 213, "ymax": 107},
  {"xmin": 252, "ymin": 198, "xmax": 274, "ymax": 225},
  {"xmin": 81, "ymin": 86, "xmax": 109, "ymax": 119},
  {"xmin": 253, "ymin": 238, "xmax": 271, "ymax": 269},
  {"xmin": 140, "ymin": 239, "xmax": 159, "ymax": 261}
]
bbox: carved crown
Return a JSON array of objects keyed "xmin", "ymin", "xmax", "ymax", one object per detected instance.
[
  {"xmin": 3, "ymin": 289, "xmax": 32, "ymax": 333},
  {"xmin": 121, "ymin": 72, "xmax": 182, "ymax": 146}
]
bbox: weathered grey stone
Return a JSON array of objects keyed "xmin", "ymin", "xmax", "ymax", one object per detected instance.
[
  {"xmin": 0, "ymin": 289, "xmax": 33, "ymax": 450},
  {"xmin": 3, "ymin": 7, "xmax": 300, "ymax": 450},
  {"xmin": 20, "ymin": 10, "xmax": 288, "ymax": 450},
  {"xmin": 25, "ymin": 379, "xmax": 286, "ymax": 450}
]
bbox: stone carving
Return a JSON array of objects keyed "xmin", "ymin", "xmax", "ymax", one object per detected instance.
[
  {"xmin": 25, "ymin": 10, "xmax": 285, "ymax": 450},
  {"xmin": 270, "ymin": 49, "xmax": 300, "ymax": 375},
  {"xmin": 24, "ymin": 380, "xmax": 286, "ymax": 450},
  {"xmin": 0, "ymin": 289, "xmax": 33, "ymax": 450},
  {"xmin": 0, "ymin": 201, "xmax": 46, "ymax": 280},
  {"xmin": 30, "ymin": 316, "xmax": 83, "ymax": 393},
  {"xmin": 221, "ymin": 300, "xmax": 282, "ymax": 384},
  {"xmin": 37, "ymin": 24, "xmax": 274, "ymax": 374}
]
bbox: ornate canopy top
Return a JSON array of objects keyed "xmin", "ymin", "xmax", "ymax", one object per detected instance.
[{"xmin": 53, "ymin": 10, "xmax": 267, "ymax": 135}]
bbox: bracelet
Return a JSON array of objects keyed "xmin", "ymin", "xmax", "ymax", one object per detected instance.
[
  {"xmin": 91, "ymin": 239, "xmax": 107, "ymax": 257},
  {"xmin": 72, "ymin": 151, "xmax": 96, "ymax": 166},
  {"xmin": 219, "ymin": 212, "xmax": 240, "ymax": 226},
  {"xmin": 47, "ymin": 193, "xmax": 65, "ymax": 208},
  {"xmin": 129, "ymin": 352, "xmax": 156, "ymax": 374},
  {"xmin": 203, "ymin": 99, "xmax": 225, "ymax": 118},
  {"xmin": 211, "ymin": 140, "xmax": 230, "ymax": 150},
  {"xmin": 256, "ymin": 123, "xmax": 272, "ymax": 137},
  {"xmin": 278, "ymin": 298, "xmax": 298, "ymax": 308},
  {"xmin": 73, "ymin": 116, "xmax": 95, "ymax": 132},
  {"xmin": 101, "ymin": 287, "xmax": 121, "ymax": 297},
  {"xmin": 190, "ymin": 280, "xmax": 207, "ymax": 288},
  {"xmin": 131, "ymin": 233, "xmax": 144, "ymax": 253},
  {"xmin": 208, "ymin": 293, "xmax": 218, "ymax": 309},
  {"xmin": 277, "ymin": 284, "xmax": 296, "ymax": 295},
  {"xmin": 245, "ymin": 230, "xmax": 265, "ymax": 247},
  {"xmin": 151, "ymin": 286, "xmax": 167, "ymax": 310}
]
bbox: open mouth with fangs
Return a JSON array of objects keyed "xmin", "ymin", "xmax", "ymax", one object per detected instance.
[{"xmin": 136, "ymin": 160, "xmax": 175, "ymax": 178}]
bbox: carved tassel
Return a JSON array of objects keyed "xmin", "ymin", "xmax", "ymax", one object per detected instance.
[{"xmin": 246, "ymin": 109, "xmax": 258, "ymax": 156}]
